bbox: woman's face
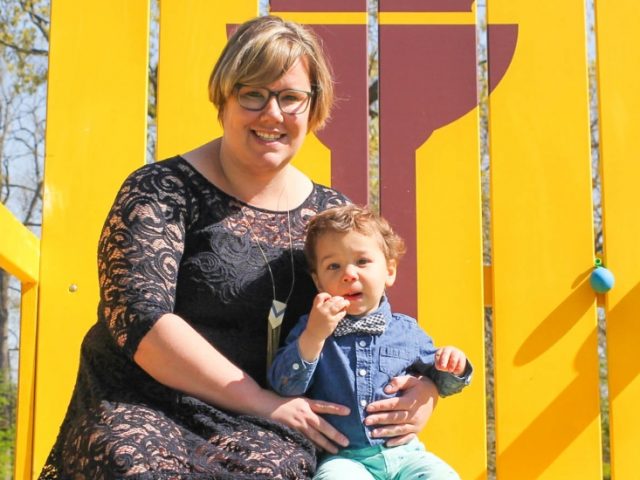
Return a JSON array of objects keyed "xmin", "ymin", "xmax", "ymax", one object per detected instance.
[{"xmin": 220, "ymin": 58, "xmax": 312, "ymax": 176}]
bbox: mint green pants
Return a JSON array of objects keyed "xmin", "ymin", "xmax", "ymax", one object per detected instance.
[{"xmin": 313, "ymin": 439, "xmax": 460, "ymax": 480}]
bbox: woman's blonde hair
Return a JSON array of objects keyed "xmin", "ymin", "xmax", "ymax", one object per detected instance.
[{"xmin": 209, "ymin": 16, "xmax": 334, "ymax": 132}]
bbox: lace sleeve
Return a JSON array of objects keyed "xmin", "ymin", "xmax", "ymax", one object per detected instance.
[{"xmin": 97, "ymin": 164, "xmax": 189, "ymax": 358}]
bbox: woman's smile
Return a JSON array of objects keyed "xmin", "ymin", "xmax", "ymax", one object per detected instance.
[{"xmin": 252, "ymin": 129, "xmax": 285, "ymax": 142}]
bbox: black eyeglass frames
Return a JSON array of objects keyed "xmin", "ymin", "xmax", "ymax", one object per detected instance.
[{"xmin": 235, "ymin": 84, "xmax": 314, "ymax": 114}]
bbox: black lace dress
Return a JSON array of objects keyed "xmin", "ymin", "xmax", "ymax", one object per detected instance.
[{"xmin": 39, "ymin": 157, "xmax": 348, "ymax": 480}]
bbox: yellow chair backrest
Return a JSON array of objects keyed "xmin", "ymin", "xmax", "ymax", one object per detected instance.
[{"xmin": 2, "ymin": 1, "xmax": 639, "ymax": 478}]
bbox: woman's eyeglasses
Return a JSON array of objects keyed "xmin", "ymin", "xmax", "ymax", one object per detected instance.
[{"xmin": 235, "ymin": 84, "xmax": 314, "ymax": 114}]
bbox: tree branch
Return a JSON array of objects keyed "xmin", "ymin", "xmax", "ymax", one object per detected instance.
[
  {"xmin": 9, "ymin": 0, "xmax": 50, "ymax": 43},
  {"xmin": 0, "ymin": 37, "xmax": 48, "ymax": 56},
  {"xmin": 26, "ymin": 8, "xmax": 50, "ymax": 42},
  {"xmin": 5, "ymin": 183, "xmax": 39, "ymax": 193},
  {"xmin": 22, "ymin": 180, "xmax": 42, "ymax": 225}
]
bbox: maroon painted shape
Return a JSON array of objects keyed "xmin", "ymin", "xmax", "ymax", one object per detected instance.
[
  {"xmin": 379, "ymin": 0, "xmax": 474, "ymax": 12},
  {"xmin": 270, "ymin": 0, "xmax": 366, "ymax": 12},
  {"xmin": 379, "ymin": 24, "xmax": 518, "ymax": 317},
  {"xmin": 307, "ymin": 25, "xmax": 369, "ymax": 206}
]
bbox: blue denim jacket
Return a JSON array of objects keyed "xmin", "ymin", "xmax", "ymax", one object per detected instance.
[{"xmin": 268, "ymin": 298, "xmax": 473, "ymax": 449}]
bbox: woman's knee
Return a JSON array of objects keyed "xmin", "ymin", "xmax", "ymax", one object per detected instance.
[{"xmin": 62, "ymin": 403, "xmax": 188, "ymax": 478}]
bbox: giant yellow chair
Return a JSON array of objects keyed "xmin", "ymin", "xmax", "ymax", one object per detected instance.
[{"xmin": 2, "ymin": 1, "xmax": 639, "ymax": 478}]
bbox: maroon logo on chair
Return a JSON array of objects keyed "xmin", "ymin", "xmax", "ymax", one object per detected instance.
[{"xmin": 267, "ymin": 0, "xmax": 518, "ymax": 316}]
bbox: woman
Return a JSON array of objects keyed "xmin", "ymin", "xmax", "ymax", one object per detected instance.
[{"xmin": 40, "ymin": 16, "xmax": 438, "ymax": 479}]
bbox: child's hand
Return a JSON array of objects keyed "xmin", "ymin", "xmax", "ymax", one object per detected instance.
[
  {"xmin": 435, "ymin": 346, "xmax": 467, "ymax": 376},
  {"xmin": 305, "ymin": 292, "xmax": 350, "ymax": 342}
]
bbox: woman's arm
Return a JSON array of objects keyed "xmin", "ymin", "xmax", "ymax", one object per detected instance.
[
  {"xmin": 364, "ymin": 375, "xmax": 438, "ymax": 447},
  {"xmin": 135, "ymin": 313, "xmax": 274, "ymax": 415},
  {"xmin": 135, "ymin": 313, "xmax": 350, "ymax": 453}
]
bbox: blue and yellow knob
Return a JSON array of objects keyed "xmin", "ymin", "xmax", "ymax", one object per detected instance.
[{"xmin": 590, "ymin": 258, "xmax": 615, "ymax": 294}]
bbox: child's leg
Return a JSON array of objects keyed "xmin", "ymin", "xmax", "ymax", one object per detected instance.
[
  {"xmin": 396, "ymin": 451, "xmax": 460, "ymax": 480},
  {"xmin": 385, "ymin": 440, "xmax": 460, "ymax": 480},
  {"xmin": 313, "ymin": 455, "xmax": 375, "ymax": 480}
]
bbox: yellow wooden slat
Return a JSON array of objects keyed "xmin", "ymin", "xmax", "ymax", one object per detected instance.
[
  {"xmin": 595, "ymin": 1, "xmax": 640, "ymax": 478},
  {"xmin": 0, "ymin": 204, "xmax": 40, "ymax": 284},
  {"xmin": 417, "ymin": 109, "xmax": 487, "ymax": 479},
  {"xmin": 14, "ymin": 283, "xmax": 38, "ymax": 480},
  {"xmin": 488, "ymin": 1, "xmax": 601, "ymax": 478},
  {"xmin": 156, "ymin": 0, "xmax": 258, "ymax": 159},
  {"xmin": 34, "ymin": 0, "xmax": 150, "ymax": 474}
]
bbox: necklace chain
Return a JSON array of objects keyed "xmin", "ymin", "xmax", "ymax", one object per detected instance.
[
  {"xmin": 240, "ymin": 205, "xmax": 295, "ymax": 370},
  {"xmin": 218, "ymin": 139, "xmax": 296, "ymax": 366},
  {"xmin": 241, "ymin": 206, "xmax": 295, "ymax": 304}
]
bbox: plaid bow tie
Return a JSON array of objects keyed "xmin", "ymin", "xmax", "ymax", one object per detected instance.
[{"xmin": 333, "ymin": 312, "xmax": 386, "ymax": 337}]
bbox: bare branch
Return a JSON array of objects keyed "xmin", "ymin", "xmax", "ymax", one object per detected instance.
[
  {"xmin": 0, "ymin": 37, "xmax": 48, "ymax": 56},
  {"xmin": 22, "ymin": 179, "xmax": 42, "ymax": 225},
  {"xmin": 22, "ymin": 1, "xmax": 50, "ymax": 42},
  {"xmin": 5, "ymin": 183, "xmax": 39, "ymax": 193}
]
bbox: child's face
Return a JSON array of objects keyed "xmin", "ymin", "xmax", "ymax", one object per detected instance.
[{"xmin": 311, "ymin": 230, "xmax": 397, "ymax": 317}]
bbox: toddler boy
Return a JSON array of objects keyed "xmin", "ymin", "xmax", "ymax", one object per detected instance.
[{"xmin": 268, "ymin": 204, "xmax": 472, "ymax": 479}]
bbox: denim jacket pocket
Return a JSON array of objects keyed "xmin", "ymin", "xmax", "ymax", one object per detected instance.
[{"xmin": 379, "ymin": 346, "xmax": 413, "ymax": 377}]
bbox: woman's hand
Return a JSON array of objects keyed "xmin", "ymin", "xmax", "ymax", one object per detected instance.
[
  {"xmin": 364, "ymin": 375, "xmax": 438, "ymax": 447},
  {"xmin": 269, "ymin": 397, "xmax": 351, "ymax": 453}
]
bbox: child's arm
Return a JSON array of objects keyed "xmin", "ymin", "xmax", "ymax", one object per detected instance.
[
  {"xmin": 297, "ymin": 292, "xmax": 349, "ymax": 362},
  {"xmin": 429, "ymin": 345, "xmax": 473, "ymax": 397},
  {"xmin": 435, "ymin": 346, "xmax": 468, "ymax": 376},
  {"xmin": 409, "ymin": 325, "xmax": 473, "ymax": 397},
  {"xmin": 268, "ymin": 317, "xmax": 315, "ymax": 396},
  {"xmin": 268, "ymin": 293, "xmax": 349, "ymax": 396}
]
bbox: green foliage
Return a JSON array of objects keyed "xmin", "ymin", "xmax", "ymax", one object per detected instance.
[
  {"xmin": 0, "ymin": 373, "xmax": 16, "ymax": 478},
  {"xmin": 0, "ymin": 0, "xmax": 50, "ymax": 94}
]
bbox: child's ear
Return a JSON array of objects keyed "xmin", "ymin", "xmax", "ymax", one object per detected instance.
[{"xmin": 385, "ymin": 259, "xmax": 398, "ymax": 288}]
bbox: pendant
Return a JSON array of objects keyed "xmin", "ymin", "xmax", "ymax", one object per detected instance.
[
  {"xmin": 267, "ymin": 300, "xmax": 286, "ymax": 370},
  {"xmin": 268, "ymin": 300, "xmax": 287, "ymax": 329}
]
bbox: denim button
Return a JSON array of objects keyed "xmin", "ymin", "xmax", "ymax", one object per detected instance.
[
  {"xmin": 292, "ymin": 363, "xmax": 300, "ymax": 371},
  {"xmin": 359, "ymin": 340, "xmax": 367, "ymax": 347},
  {"xmin": 358, "ymin": 369, "xmax": 367, "ymax": 377},
  {"xmin": 360, "ymin": 399, "xmax": 367, "ymax": 407}
]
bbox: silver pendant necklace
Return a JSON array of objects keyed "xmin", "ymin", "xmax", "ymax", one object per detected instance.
[{"xmin": 241, "ymin": 206, "xmax": 295, "ymax": 370}]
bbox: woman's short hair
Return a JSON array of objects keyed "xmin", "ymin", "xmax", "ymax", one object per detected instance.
[
  {"xmin": 304, "ymin": 204, "xmax": 406, "ymax": 272},
  {"xmin": 209, "ymin": 15, "xmax": 334, "ymax": 132}
]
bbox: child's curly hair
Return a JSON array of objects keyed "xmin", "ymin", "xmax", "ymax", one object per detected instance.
[{"xmin": 304, "ymin": 204, "xmax": 406, "ymax": 272}]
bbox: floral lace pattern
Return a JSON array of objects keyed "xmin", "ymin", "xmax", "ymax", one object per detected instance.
[{"xmin": 39, "ymin": 157, "xmax": 348, "ymax": 479}]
